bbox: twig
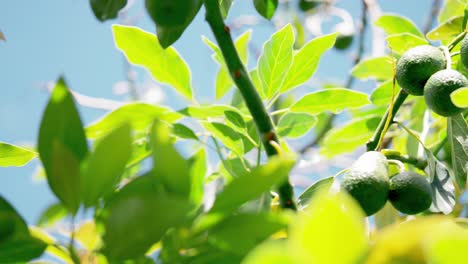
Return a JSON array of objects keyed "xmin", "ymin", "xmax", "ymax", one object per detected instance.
[
  {"xmin": 384, "ymin": 153, "xmax": 427, "ymax": 171},
  {"xmin": 204, "ymin": 0, "xmax": 296, "ymax": 210}
]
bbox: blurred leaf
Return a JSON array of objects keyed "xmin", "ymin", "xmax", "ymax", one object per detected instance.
[
  {"xmin": 126, "ymin": 138, "xmax": 151, "ymax": 169},
  {"xmin": 451, "ymin": 87, "xmax": 468, "ymax": 108},
  {"xmin": 189, "ymin": 149, "xmax": 207, "ymax": 205},
  {"xmin": 82, "ymin": 123, "xmax": 132, "ymax": 207},
  {"xmin": 0, "ymin": 142, "xmax": 36, "ymax": 167},
  {"xmin": 173, "ymin": 123, "xmax": 198, "ymax": 141},
  {"xmin": 447, "ymin": 114, "xmax": 468, "ymax": 189},
  {"xmin": 280, "ymin": 33, "xmax": 337, "ymax": 93},
  {"xmin": 90, "ymin": 0, "xmax": 127, "ymax": 21},
  {"xmin": 242, "ymin": 240, "xmax": 294, "ymax": 264},
  {"xmin": 375, "ymin": 14, "xmax": 424, "ymax": 37},
  {"xmin": 321, "ymin": 116, "xmax": 380, "ymax": 158},
  {"xmin": 254, "ymin": 0, "xmax": 278, "ymax": 20},
  {"xmin": 180, "ymin": 104, "xmax": 245, "ymax": 119},
  {"xmin": 38, "ymin": 77, "xmax": 87, "ymax": 214},
  {"xmin": 351, "ymin": 56, "xmax": 394, "ymax": 81},
  {"xmin": 439, "ymin": 0, "xmax": 466, "ymax": 23},
  {"xmin": 219, "ymin": 0, "xmax": 234, "ymax": 18},
  {"xmin": 427, "ymin": 16, "xmax": 464, "ymax": 41},
  {"xmin": 425, "ymin": 150, "xmax": 456, "ymax": 215},
  {"xmin": 151, "ymin": 121, "xmax": 191, "ymax": 197},
  {"xmin": 277, "ymin": 113, "xmax": 317, "ymax": 138},
  {"xmin": 0, "ymin": 236, "xmax": 47, "ymax": 263},
  {"xmin": 86, "ymin": 103, "xmax": 182, "ymax": 139},
  {"xmin": 0, "ymin": 195, "xmax": 29, "ymax": 241},
  {"xmin": 386, "ymin": 33, "xmax": 428, "ymax": 54},
  {"xmin": 37, "ymin": 203, "xmax": 67, "ymax": 227},
  {"xmin": 370, "ymin": 80, "xmax": 401, "ymax": 106},
  {"xmin": 291, "ymin": 191, "xmax": 368, "ymax": 264},
  {"xmin": 75, "ymin": 221, "xmax": 101, "ymax": 251},
  {"xmin": 296, "ymin": 177, "xmax": 334, "ymax": 209},
  {"xmin": 208, "ymin": 212, "xmax": 290, "ymax": 256},
  {"xmin": 210, "ymin": 156, "xmax": 295, "ymax": 214},
  {"xmin": 202, "ymin": 122, "xmax": 244, "ymax": 156},
  {"xmin": 291, "ymin": 88, "xmax": 370, "ymax": 115},
  {"xmin": 218, "ymin": 156, "xmax": 251, "ymax": 180},
  {"xmin": 258, "ymin": 24, "xmax": 294, "ymax": 99},
  {"xmin": 113, "ymin": 25, "xmax": 193, "ymax": 100}
]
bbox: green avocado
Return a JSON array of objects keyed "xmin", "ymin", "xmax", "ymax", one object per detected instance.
[{"xmin": 389, "ymin": 171, "xmax": 432, "ymax": 215}]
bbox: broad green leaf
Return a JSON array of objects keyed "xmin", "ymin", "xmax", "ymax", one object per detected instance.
[
  {"xmin": 104, "ymin": 181, "xmax": 192, "ymax": 260},
  {"xmin": 180, "ymin": 104, "xmax": 245, "ymax": 120},
  {"xmin": 277, "ymin": 113, "xmax": 317, "ymax": 138},
  {"xmin": 37, "ymin": 203, "xmax": 67, "ymax": 227},
  {"xmin": 351, "ymin": 56, "xmax": 394, "ymax": 81},
  {"xmin": 320, "ymin": 116, "xmax": 381, "ymax": 158},
  {"xmin": 113, "ymin": 25, "xmax": 193, "ymax": 100},
  {"xmin": 220, "ymin": 0, "xmax": 234, "ymax": 18},
  {"xmin": 447, "ymin": 114, "xmax": 468, "ymax": 189},
  {"xmin": 126, "ymin": 138, "xmax": 151, "ymax": 169},
  {"xmin": 280, "ymin": 33, "xmax": 337, "ymax": 93},
  {"xmin": 90, "ymin": 0, "xmax": 127, "ymax": 21},
  {"xmin": 370, "ymin": 80, "xmax": 401, "ymax": 106},
  {"xmin": 0, "ymin": 142, "xmax": 36, "ymax": 167},
  {"xmin": 296, "ymin": 177, "xmax": 334, "ymax": 209},
  {"xmin": 82, "ymin": 123, "xmax": 132, "ymax": 207},
  {"xmin": 439, "ymin": 0, "xmax": 466, "ymax": 23},
  {"xmin": 202, "ymin": 122, "xmax": 244, "ymax": 156},
  {"xmin": 173, "ymin": 123, "xmax": 198, "ymax": 141},
  {"xmin": 250, "ymin": 68, "xmax": 265, "ymax": 98},
  {"xmin": 210, "ymin": 156, "xmax": 295, "ymax": 214},
  {"xmin": 242, "ymin": 240, "xmax": 294, "ymax": 264},
  {"xmin": 290, "ymin": 191, "xmax": 368, "ymax": 264},
  {"xmin": 427, "ymin": 16, "xmax": 464, "ymax": 41},
  {"xmin": 375, "ymin": 14, "xmax": 424, "ymax": 38},
  {"xmin": 218, "ymin": 156, "xmax": 251, "ymax": 180},
  {"xmin": 151, "ymin": 121, "xmax": 191, "ymax": 197},
  {"xmin": 0, "ymin": 195, "xmax": 29, "ymax": 240},
  {"xmin": 258, "ymin": 24, "xmax": 294, "ymax": 99},
  {"xmin": 216, "ymin": 67, "xmax": 233, "ymax": 99},
  {"xmin": 189, "ymin": 149, "xmax": 206, "ymax": 205},
  {"xmin": 38, "ymin": 77, "xmax": 87, "ymax": 214},
  {"xmin": 208, "ymin": 212, "xmax": 290, "ymax": 256},
  {"xmin": 86, "ymin": 103, "xmax": 181, "ymax": 139},
  {"xmin": 451, "ymin": 87, "xmax": 468, "ymax": 108},
  {"xmin": 254, "ymin": 0, "xmax": 279, "ymax": 20},
  {"xmin": 386, "ymin": 33, "xmax": 428, "ymax": 54},
  {"xmin": 291, "ymin": 88, "xmax": 370, "ymax": 115}
]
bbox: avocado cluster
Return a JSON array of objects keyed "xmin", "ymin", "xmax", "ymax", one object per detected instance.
[
  {"xmin": 341, "ymin": 151, "xmax": 433, "ymax": 216},
  {"xmin": 395, "ymin": 44, "xmax": 467, "ymax": 117}
]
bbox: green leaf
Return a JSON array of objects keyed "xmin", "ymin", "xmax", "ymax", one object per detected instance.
[
  {"xmin": 210, "ymin": 156, "xmax": 295, "ymax": 214},
  {"xmin": 291, "ymin": 88, "xmax": 370, "ymax": 115},
  {"xmin": 351, "ymin": 56, "xmax": 394, "ymax": 81},
  {"xmin": 37, "ymin": 203, "xmax": 68, "ymax": 227},
  {"xmin": 290, "ymin": 191, "xmax": 368, "ymax": 263},
  {"xmin": 86, "ymin": 103, "xmax": 182, "ymax": 139},
  {"xmin": 189, "ymin": 149, "xmax": 206, "ymax": 205},
  {"xmin": 439, "ymin": 0, "xmax": 466, "ymax": 23},
  {"xmin": 104, "ymin": 177, "xmax": 192, "ymax": 260},
  {"xmin": 180, "ymin": 104, "xmax": 245, "ymax": 120},
  {"xmin": 296, "ymin": 177, "xmax": 334, "ymax": 209},
  {"xmin": 219, "ymin": 0, "xmax": 234, "ymax": 18},
  {"xmin": 0, "ymin": 236, "xmax": 47, "ymax": 263},
  {"xmin": 375, "ymin": 14, "xmax": 424, "ymax": 38},
  {"xmin": 242, "ymin": 240, "xmax": 294, "ymax": 264},
  {"xmin": 113, "ymin": 25, "xmax": 193, "ymax": 100},
  {"xmin": 277, "ymin": 113, "xmax": 317, "ymax": 138},
  {"xmin": 82, "ymin": 124, "xmax": 132, "ymax": 207},
  {"xmin": 280, "ymin": 33, "xmax": 337, "ymax": 93},
  {"xmin": 427, "ymin": 16, "xmax": 464, "ymax": 41},
  {"xmin": 225, "ymin": 110, "xmax": 246, "ymax": 129},
  {"xmin": 151, "ymin": 121, "xmax": 191, "ymax": 197},
  {"xmin": 38, "ymin": 77, "xmax": 87, "ymax": 214},
  {"xmin": 90, "ymin": 0, "xmax": 127, "ymax": 21},
  {"xmin": 258, "ymin": 24, "xmax": 294, "ymax": 99},
  {"xmin": 451, "ymin": 87, "xmax": 468, "ymax": 108},
  {"xmin": 254, "ymin": 0, "xmax": 279, "ymax": 20},
  {"xmin": 447, "ymin": 114, "xmax": 468, "ymax": 189},
  {"xmin": 208, "ymin": 212, "xmax": 290, "ymax": 256},
  {"xmin": 386, "ymin": 33, "xmax": 428, "ymax": 54},
  {"xmin": 0, "ymin": 142, "xmax": 36, "ymax": 167},
  {"xmin": 370, "ymin": 80, "xmax": 401, "ymax": 106},
  {"xmin": 0, "ymin": 195, "xmax": 29, "ymax": 241},
  {"xmin": 218, "ymin": 156, "xmax": 251, "ymax": 180},
  {"xmin": 320, "ymin": 116, "xmax": 381, "ymax": 158},
  {"xmin": 173, "ymin": 123, "xmax": 198, "ymax": 141},
  {"xmin": 202, "ymin": 122, "xmax": 244, "ymax": 156},
  {"xmin": 216, "ymin": 67, "xmax": 233, "ymax": 99}
]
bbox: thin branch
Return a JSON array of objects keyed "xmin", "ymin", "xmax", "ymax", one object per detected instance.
[{"xmin": 384, "ymin": 153, "xmax": 428, "ymax": 171}]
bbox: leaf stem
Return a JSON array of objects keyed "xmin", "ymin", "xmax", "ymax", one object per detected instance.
[
  {"xmin": 204, "ymin": 0, "xmax": 296, "ymax": 210},
  {"xmin": 386, "ymin": 154, "xmax": 427, "ymax": 171},
  {"xmin": 447, "ymin": 31, "xmax": 467, "ymax": 51}
]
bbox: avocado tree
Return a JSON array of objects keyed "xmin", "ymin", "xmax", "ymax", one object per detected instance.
[{"xmin": 1, "ymin": 0, "xmax": 468, "ymax": 263}]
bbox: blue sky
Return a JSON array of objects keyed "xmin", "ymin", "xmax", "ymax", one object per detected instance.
[{"xmin": 0, "ymin": 0, "xmax": 431, "ymax": 223}]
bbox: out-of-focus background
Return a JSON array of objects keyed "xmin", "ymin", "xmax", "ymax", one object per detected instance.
[{"xmin": 0, "ymin": 0, "xmax": 434, "ymax": 223}]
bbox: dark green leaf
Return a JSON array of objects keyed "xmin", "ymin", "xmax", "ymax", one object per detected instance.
[
  {"xmin": 219, "ymin": 0, "xmax": 234, "ymax": 18},
  {"xmin": 173, "ymin": 123, "xmax": 199, "ymax": 141},
  {"xmin": 297, "ymin": 177, "xmax": 334, "ymax": 208},
  {"xmin": 82, "ymin": 124, "xmax": 132, "ymax": 207},
  {"xmin": 90, "ymin": 0, "xmax": 127, "ymax": 21},
  {"xmin": 254, "ymin": 0, "xmax": 278, "ymax": 20},
  {"xmin": 0, "ymin": 236, "xmax": 47, "ymax": 263},
  {"xmin": 0, "ymin": 142, "xmax": 36, "ymax": 167},
  {"xmin": 447, "ymin": 114, "xmax": 468, "ymax": 189},
  {"xmin": 38, "ymin": 77, "xmax": 88, "ymax": 214},
  {"xmin": 37, "ymin": 203, "xmax": 68, "ymax": 227},
  {"xmin": 0, "ymin": 195, "xmax": 29, "ymax": 241},
  {"xmin": 225, "ymin": 110, "xmax": 246, "ymax": 129}
]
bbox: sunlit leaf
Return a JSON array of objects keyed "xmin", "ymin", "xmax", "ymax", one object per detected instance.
[
  {"xmin": 451, "ymin": 87, "xmax": 468, "ymax": 108},
  {"xmin": 75, "ymin": 221, "xmax": 102, "ymax": 251},
  {"xmin": 202, "ymin": 122, "xmax": 244, "ymax": 156},
  {"xmin": 37, "ymin": 203, "xmax": 67, "ymax": 227},
  {"xmin": 370, "ymin": 80, "xmax": 401, "ymax": 106},
  {"xmin": 0, "ymin": 142, "xmax": 36, "ymax": 167},
  {"xmin": 296, "ymin": 177, "xmax": 334, "ymax": 209},
  {"xmin": 242, "ymin": 240, "xmax": 294, "ymax": 264},
  {"xmin": 277, "ymin": 113, "xmax": 317, "ymax": 138},
  {"xmin": 352, "ymin": 56, "xmax": 394, "ymax": 81},
  {"xmin": 180, "ymin": 104, "xmax": 245, "ymax": 120},
  {"xmin": 189, "ymin": 148, "xmax": 206, "ymax": 206},
  {"xmin": 113, "ymin": 25, "xmax": 193, "ymax": 100},
  {"xmin": 291, "ymin": 88, "xmax": 370, "ymax": 115},
  {"xmin": 439, "ymin": 0, "xmax": 466, "ymax": 23},
  {"xmin": 375, "ymin": 14, "xmax": 424, "ymax": 37},
  {"xmin": 386, "ymin": 33, "xmax": 428, "ymax": 54},
  {"xmin": 427, "ymin": 16, "xmax": 464, "ymax": 41}
]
